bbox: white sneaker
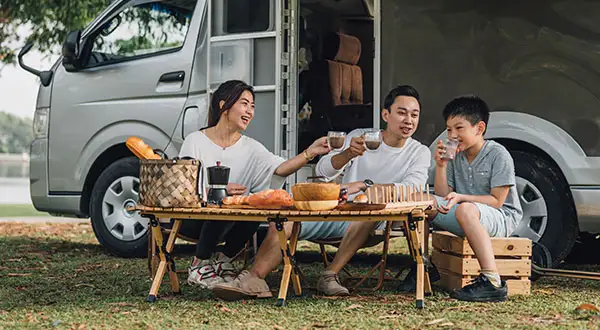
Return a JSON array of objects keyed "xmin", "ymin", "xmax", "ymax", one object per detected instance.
[
  {"xmin": 213, "ymin": 252, "xmax": 236, "ymax": 283},
  {"xmin": 187, "ymin": 259, "xmax": 224, "ymax": 289}
]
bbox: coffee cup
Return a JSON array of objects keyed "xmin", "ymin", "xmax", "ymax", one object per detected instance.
[
  {"xmin": 327, "ymin": 131, "xmax": 346, "ymax": 151},
  {"xmin": 442, "ymin": 139, "xmax": 459, "ymax": 160}
]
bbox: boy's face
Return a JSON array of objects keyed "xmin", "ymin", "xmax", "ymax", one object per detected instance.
[
  {"xmin": 381, "ymin": 95, "xmax": 420, "ymax": 140},
  {"xmin": 446, "ymin": 115, "xmax": 486, "ymax": 151}
]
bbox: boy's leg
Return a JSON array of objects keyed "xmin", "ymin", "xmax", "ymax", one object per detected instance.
[{"xmin": 431, "ymin": 198, "xmax": 508, "ymax": 302}]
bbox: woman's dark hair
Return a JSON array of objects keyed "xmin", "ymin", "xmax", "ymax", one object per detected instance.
[{"xmin": 207, "ymin": 80, "xmax": 255, "ymax": 127}]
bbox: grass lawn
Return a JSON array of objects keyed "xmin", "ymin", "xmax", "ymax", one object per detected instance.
[
  {"xmin": 0, "ymin": 204, "xmax": 46, "ymax": 218},
  {"xmin": 0, "ymin": 222, "xmax": 599, "ymax": 329}
]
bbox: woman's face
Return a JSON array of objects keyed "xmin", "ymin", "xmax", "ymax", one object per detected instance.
[{"xmin": 222, "ymin": 90, "xmax": 255, "ymax": 131}]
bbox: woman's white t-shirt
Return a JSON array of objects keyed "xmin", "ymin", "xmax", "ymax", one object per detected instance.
[{"xmin": 178, "ymin": 130, "xmax": 286, "ymax": 200}]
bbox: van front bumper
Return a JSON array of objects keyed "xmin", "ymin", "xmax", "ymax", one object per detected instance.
[
  {"xmin": 571, "ymin": 186, "xmax": 600, "ymax": 233},
  {"xmin": 30, "ymin": 139, "xmax": 83, "ymax": 217}
]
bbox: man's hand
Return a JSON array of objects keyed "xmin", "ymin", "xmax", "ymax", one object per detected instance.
[
  {"xmin": 345, "ymin": 136, "xmax": 367, "ymax": 158},
  {"xmin": 226, "ymin": 183, "xmax": 247, "ymax": 196},
  {"xmin": 437, "ymin": 192, "xmax": 462, "ymax": 214},
  {"xmin": 434, "ymin": 140, "xmax": 450, "ymax": 168},
  {"xmin": 341, "ymin": 181, "xmax": 367, "ymax": 195}
]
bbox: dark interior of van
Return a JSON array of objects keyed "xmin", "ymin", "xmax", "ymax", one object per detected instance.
[{"xmin": 297, "ymin": 0, "xmax": 375, "ymax": 155}]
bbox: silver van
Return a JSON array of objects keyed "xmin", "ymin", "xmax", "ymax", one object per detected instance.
[{"xmin": 20, "ymin": 0, "xmax": 600, "ymax": 265}]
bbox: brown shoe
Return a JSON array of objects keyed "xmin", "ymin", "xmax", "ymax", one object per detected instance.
[
  {"xmin": 212, "ymin": 270, "xmax": 273, "ymax": 301},
  {"xmin": 316, "ymin": 270, "xmax": 349, "ymax": 296}
]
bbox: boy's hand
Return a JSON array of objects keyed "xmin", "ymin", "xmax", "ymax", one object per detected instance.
[
  {"xmin": 434, "ymin": 140, "xmax": 448, "ymax": 167},
  {"xmin": 438, "ymin": 192, "xmax": 462, "ymax": 214},
  {"xmin": 226, "ymin": 183, "xmax": 247, "ymax": 196},
  {"xmin": 345, "ymin": 136, "xmax": 367, "ymax": 158}
]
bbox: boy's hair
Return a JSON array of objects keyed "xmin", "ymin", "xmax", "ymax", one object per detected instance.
[
  {"xmin": 442, "ymin": 95, "xmax": 490, "ymax": 128},
  {"xmin": 383, "ymin": 85, "xmax": 420, "ymax": 110}
]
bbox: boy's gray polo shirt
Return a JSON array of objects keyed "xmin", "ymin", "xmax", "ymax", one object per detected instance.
[{"xmin": 446, "ymin": 140, "xmax": 523, "ymax": 235}]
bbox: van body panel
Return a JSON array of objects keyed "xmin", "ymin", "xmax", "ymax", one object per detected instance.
[
  {"xmin": 571, "ymin": 188, "xmax": 600, "ymax": 233},
  {"xmin": 381, "ymin": 0, "xmax": 600, "ymax": 157},
  {"xmin": 75, "ymin": 121, "xmax": 179, "ymax": 184}
]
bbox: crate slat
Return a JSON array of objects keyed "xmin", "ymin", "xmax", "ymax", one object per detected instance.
[
  {"xmin": 432, "ymin": 231, "xmax": 531, "ymax": 257},
  {"xmin": 432, "ymin": 249, "xmax": 531, "ymax": 276},
  {"xmin": 437, "ymin": 269, "xmax": 530, "ymax": 296}
]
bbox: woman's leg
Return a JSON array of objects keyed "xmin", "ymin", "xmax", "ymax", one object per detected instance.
[
  {"xmin": 216, "ymin": 221, "xmax": 261, "ymax": 259},
  {"xmin": 195, "ymin": 220, "xmax": 232, "ymax": 259}
]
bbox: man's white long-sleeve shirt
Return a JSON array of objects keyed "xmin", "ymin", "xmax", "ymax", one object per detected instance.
[{"xmin": 315, "ymin": 129, "xmax": 431, "ymax": 199}]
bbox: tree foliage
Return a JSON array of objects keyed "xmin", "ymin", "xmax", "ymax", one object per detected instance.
[
  {"xmin": 0, "ymin": 0, "xmax": 110, "ymax": 64},
  {"xmin": 0, "ymin": 112, "xmax": 33, "ymax": 154}
]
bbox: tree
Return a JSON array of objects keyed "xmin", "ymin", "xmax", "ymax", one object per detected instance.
[
  {"xmin": 0, "ymin": 112, "xmax": 34, "ymax": 154},
  {"xmin": 0, "ymin": 0, "xmax": 110, "ymax": 65}
]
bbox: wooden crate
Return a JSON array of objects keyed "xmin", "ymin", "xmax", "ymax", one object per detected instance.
[{"xmin": 432, "ymin": 231, "xmax": 532, "ymax": 296}]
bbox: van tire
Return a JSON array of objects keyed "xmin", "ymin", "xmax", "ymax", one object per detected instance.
[
  {"xmin": 510, "ymin": 150, "xmax": 578, "ymax": 266},
  {"xmin": 90, "ymin": 157, "xmax": 148, "ymax": 258}
]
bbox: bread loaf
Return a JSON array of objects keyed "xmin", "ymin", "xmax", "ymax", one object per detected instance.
[{"xmin": 248, "ymin": 189, "xmax": 293, "ymax": 207}]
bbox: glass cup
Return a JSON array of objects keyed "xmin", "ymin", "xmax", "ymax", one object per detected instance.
[
  {"xmin": 363, "ymin": 129, "xmax": 382, "ymax": 151},
  {"xmin": 442, "ymin": 139, "xmax": 459, "ymax": 160},
  {"xmin": 327, "ymin": 131, "xmax": 346, "ymax": 151}
]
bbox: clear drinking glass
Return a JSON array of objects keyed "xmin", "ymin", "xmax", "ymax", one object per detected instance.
[
  {"xmin": 363, "ymin": 129, "xmax": 382, "ymax": 151},
  {"xmin": 327, "ymin": 131, "xmax": 346, "ymax": 151},
  {"xmin": 442, "ymin": 139, "xmax": 459, "ymax": 160}
]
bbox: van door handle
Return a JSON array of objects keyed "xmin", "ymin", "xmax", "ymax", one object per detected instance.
[{"xmin": 159, "ymin": 71, "xmax": 185, "ymax": 83}]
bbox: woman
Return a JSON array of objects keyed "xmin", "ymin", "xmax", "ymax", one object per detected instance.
[{"xmin": 178, "ymin": 80, "xmax": 330, "ymax": 289}]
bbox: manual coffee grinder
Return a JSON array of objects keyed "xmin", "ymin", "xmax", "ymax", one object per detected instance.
[{"xmin": 206, "ymin": 161, "xmax": 230, "ymax": 205}]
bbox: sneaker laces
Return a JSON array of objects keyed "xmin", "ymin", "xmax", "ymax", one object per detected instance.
[{"xmin": 467, "ymin": 274, "xmax": 489, "ymax": 286}]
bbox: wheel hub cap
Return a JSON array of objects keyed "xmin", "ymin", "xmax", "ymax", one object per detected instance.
[
  {"xmin": 101, "ymin": 176, "xmax": 148, "ymax": 241},
  {"xmin": 512, "ymin": 177, "xmax": 548, "ymax": 243}
]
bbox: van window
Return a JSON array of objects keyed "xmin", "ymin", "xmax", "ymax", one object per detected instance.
[
  {"xmin": 212, "ymin": 0, "xmax": 272, "ymax": 35},
  {"xmin": 86, "ymin": 0, "xmax": 196, "ymax": 67}
]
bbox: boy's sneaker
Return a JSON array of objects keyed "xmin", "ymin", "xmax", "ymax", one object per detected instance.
[
  {"xmin": 187, "ymin": 259, "xmax": 224, "ymax": 289},
  {"xmin": 213, "ymin": 252, "xmax": 237, "ymax": 283},
  {"xmin": 316, "ymin": 270, "xmax": 349, "ymax": 296},
  {"xmin": 450, "ymin": 274, "xmax": 508, "ymax": 302},
  {"xmin": 397, "ymin": 260, "xmax": 441, "ymax": 293}
]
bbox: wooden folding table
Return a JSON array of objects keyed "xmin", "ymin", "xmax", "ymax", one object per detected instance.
[{"xmin": 134, "ymin": 202, "xmax": 434, "ymax": 308}]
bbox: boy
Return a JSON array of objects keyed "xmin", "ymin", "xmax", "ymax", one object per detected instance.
[{"xmin": 417, "ymin": 95, "xmax": 522, "ymax": 302}]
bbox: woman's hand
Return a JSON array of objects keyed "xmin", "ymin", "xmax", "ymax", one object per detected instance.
[
  {"xmin": 226, "ymin": 183, "xmax": 247, "ymax": 196},
  {"xmin": 306, "ymin": 137, "xmax": 332, "ymax": 158}
]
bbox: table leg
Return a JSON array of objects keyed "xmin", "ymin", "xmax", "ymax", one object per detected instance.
[
  {"xmin": 146, "ymin": 216, "xmax": 181, "ymax": 302},
  {"xmin": 289, "ymin": 222, "xmax": 302, "ymax": 296},
  {"xmin": 271, "ymin": 217, "xmax": 302, "ymax": 307},
  {"xmin": 405, "ymin": 211, "xmax": 429, "ymax": 309}
]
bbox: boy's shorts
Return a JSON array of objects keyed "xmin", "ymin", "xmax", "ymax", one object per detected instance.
[
  {"xmin": 431, "ymin": 196, "xmax": 511, "ymax": 237},
  {"xmin": 298, "ymin": 220, "xmax": 387, "ymax": 241}
]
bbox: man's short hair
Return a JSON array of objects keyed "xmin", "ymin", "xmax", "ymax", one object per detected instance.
[
  {"xmin": 383, "ymin": 85, "xmax": 420, "ymax": 110},
  {"xmin": 442, "ymin": 95, "xmax": 490, "ymax": 127}
]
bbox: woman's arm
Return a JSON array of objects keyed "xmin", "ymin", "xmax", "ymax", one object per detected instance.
[{"xmin": 274, "ymin": 137, "xmax": 331, "ymax": 176}]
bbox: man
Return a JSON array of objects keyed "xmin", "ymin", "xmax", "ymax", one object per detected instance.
[{"xmin": 212, "ymin": 85, "xmax": 432, "ymax": 300}]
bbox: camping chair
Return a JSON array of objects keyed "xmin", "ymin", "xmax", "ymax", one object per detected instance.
[{"xmin": 310, "ymin": 221, "xmax": 431, "ymax": 292}]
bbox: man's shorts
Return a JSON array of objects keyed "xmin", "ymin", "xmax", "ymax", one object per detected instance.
[
  {"xmin": 431, "ymin": 196, "xmax": 511, "ymax": 237},
  {"xmin": 298, "ymin": 220, "xmax": 387, "ymax": 241}
]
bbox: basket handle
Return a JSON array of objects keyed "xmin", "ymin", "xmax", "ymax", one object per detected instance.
[{"xmin": 153, "ymin": 149, "xmax": 168, "ymax": 159}]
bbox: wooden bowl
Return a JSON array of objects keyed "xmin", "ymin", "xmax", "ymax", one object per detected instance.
[
  {"xmin": 291, "ymin": 182, "xmax": 340, "ymax": 201},
  {"xmin": 294, "ymin": 200, "xmax": 339, "ymax": 211}
]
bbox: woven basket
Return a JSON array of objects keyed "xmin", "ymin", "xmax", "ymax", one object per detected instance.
[{"xmin": 139, "ymin": 158, "xmax": 204, "ymax": 208}]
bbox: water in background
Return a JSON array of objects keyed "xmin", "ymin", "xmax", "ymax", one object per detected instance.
[{"xmin": 0, "ymin": 155, "xmax": 31, "ymax": 204}]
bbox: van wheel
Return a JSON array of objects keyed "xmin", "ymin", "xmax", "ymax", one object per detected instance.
[
  {"xmin": 90, "ymin": 157, "xmax": 148, "ymax": 258},
  {"xmin": 510, "ymin": 150, "xmax": 578, "ymax": 266}
]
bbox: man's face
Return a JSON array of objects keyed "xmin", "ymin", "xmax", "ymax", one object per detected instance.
[{"xmin": 382, "ymin": 95, "xmax": 420, "ymax": 140}]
